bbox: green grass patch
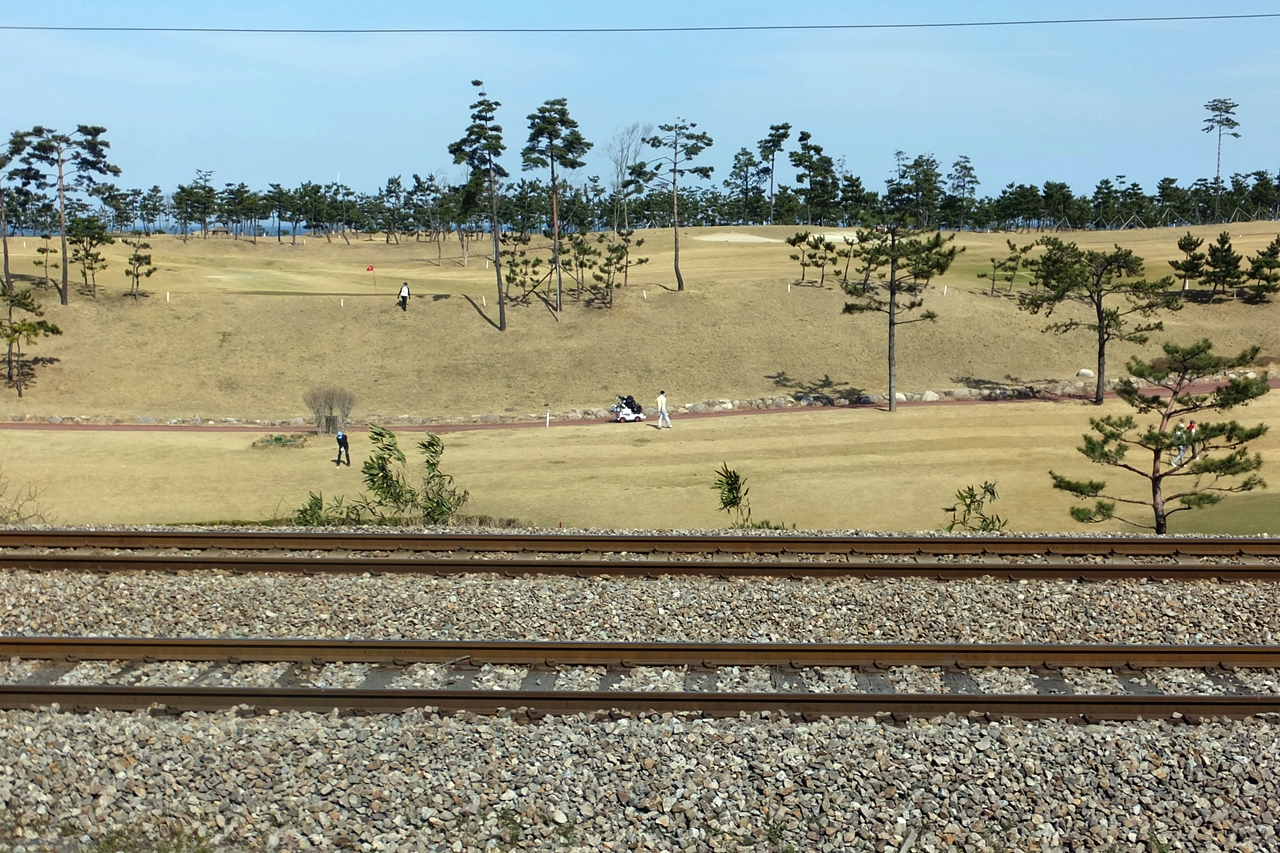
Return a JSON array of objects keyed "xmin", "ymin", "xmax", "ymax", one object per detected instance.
[{"xmin": 1167, "ymin": 492, "xmax": 1280, "ymax": 535}]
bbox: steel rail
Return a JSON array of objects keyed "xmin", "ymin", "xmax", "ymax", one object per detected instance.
[
  {"xmin": 1, "ymin": 551, "xmax": 1277, "ymax": 580},
  {"xmin": 0, "ymin": 530, "xmax": 1277, "ymax": 557},
  {"xmin": 2, "ymin": 685, "xmax": 1278, "ymax": 721},
  {"xmin": 5, "ymin": 637, "xmax": 1280, "ymax": 669}
]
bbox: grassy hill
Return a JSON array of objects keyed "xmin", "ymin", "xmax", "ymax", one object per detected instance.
[
  {"xmin": 4, "ymin": 222, "xmax": 1278, "ymax": 421},
  {"xmin": 3, "ymin": 222, "xmax": 1278, "ymax": 531}
]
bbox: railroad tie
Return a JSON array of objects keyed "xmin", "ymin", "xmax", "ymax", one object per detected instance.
[
  {"xmin": 596, "ymin": 667, "xmax": 630, "ymax": 692},
  {"xmin": 1116, "ymin": 667, "xmax": 1164, "ymax": 696},
  {"xmin": 769, "ymin": 667, "xmax": 807, "ymax": 693},
  {"xmin": 1029, "ymin": 668, "xmax": 1075, "ymax": 695},
  {"xmin": 17, "ymin": 659, "xmax": 79, "ymax": 686},
  {"xmin": 1203, "ymin": 666, "xmax": 1250, "ymax": 695},
  {"xmin": 856, "ymin": 669, "xmax": 896, "ymax": 694},
  {"xmin": 941, "ymin": 669, "xmax": 982, "ymax": 695},
  {"xmin": 684, "ymin": 667, "xmax": 718, "ymax": 693},
  {"xmin": 356, "ymin": 665, "xmax": 405, "ymax": 690}
]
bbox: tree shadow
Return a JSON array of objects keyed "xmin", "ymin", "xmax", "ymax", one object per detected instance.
[
  {"xmin": 462, "ymin": 295, "xmax": 501, "ymax": 331},
  {"xmin": 951, "ymin": 373, "xmax": 1052, "ymax": 394},
  {"xmin": 764, "ymin": 371, "xmax": 865, "ymax": 404},
  {"xmin": 430, "ymin": 294, "xmax": 452, "ymax": 302},
  {"xmin": 532, "ymin": 291, "xmax": 562, "ymax": 322}
]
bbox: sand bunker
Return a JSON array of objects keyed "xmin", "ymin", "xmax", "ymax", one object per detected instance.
[{"xmin": 692, "ymin": 233, "xmax": 782, "ymax": 243}]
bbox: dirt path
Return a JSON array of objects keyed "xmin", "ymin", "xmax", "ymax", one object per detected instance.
[{"xmin": 4, "ymin": 378, "xmax": 1275, "ymax": 434}]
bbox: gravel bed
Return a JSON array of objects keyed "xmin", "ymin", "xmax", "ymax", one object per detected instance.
[
  {"xmin": 312, "ymin": 663, "xmax": 370, "ymax": 689},
  {"xmin": 888, "ymin": 665, "xmax": 946, "ymax": 693},
  {"xmin": 1235, "ymin": 669, "xmax": 1280, "ymax": 695},
  {"xmin": 611, "ymin": 667, "xmax": 686, "ymax": 692},
  {"xmin": 390, "ymin": 663, "xmax": 445, "ymax": 690},
  {"xmin": 1146, "ymin": 668, "xmax": 1225, "ymax": 695},
  {"xmin": 969, "ymin": 667, "xmax": 1038, "ymax": 694},
  {"xmin": 805, "ymin": 667, "xmax": 862, "ymax": 693},
  {"xmin": 471, "ymin": 664, "xmax": 526, "ymax": 691},
  {"xmin": 0, "ymin": 656, "xmax": 40, "ymax": 683},
  {"xmin": 4, "ymin": 572, "xmax": 1280, "ymax": 645},
  {"xmin": 2, "ymin": 707, "xmax": 1278, "ymax": 852},
  {"xmin": 553, "ymin": 666, "xmax": 604, "ymax": 691},
  {"xmin": 716, "ymin": 665, "xmax": 774, "ymax": 693},
  {"xmin": 21, "ymin": 661, "xmax": 1280, "ymax": 696},
  {"xmin": 1061, "ymin": 667, "xmax": 1127, "ymax": 695},
  {"xmin": 133, "ymin": 661, "xmax": 212, "ymax": 686},
  {"xmin": 200, "ymin": 663, "xmax": 290, "ymax": 688}
]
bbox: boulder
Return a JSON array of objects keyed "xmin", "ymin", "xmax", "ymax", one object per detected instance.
[
  {"xmin": 894, "ymin": 393, "xmax": 907, "ymax": 403},
  {"xmin": 137, "ymin": 415, "xmax": 157, "ymax": 424},
  {"xmin": 690, "ymin": 402, "xmax": 709, "ymax": 413},
  {"xmin": 1077, "ymin": 368, "xmax": 1095, "ymax": 378},
  {"xmin": 480, "ymin": 413, "xmax": 501, "ymax": 423},
  {"xmin": 47, "ymin": 415, "xmax": 63, "ymax": 424},
  {"xmin": 950, "ymin": 388, "xmax": 972, "ymax": 399},
  {"xmin": 921, "ymin": 390, "xmax": 940, "ymax": 402},
  {"xmin": 288, "ymin": 417, "xmax": 307, "ymax": 426}
]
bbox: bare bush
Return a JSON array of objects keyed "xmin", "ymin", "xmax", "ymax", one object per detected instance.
[
  {"xmin": 0, "ymin": 467, "xmax": 53, "ymax": 525},
  {"xmin": 303, "ymin": 386, "xmax": 356, "ymax": 434}
]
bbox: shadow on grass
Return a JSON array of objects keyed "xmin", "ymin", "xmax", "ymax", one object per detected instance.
[
  {"xmin": 764, "ymin": 371, "xmax": 865, "ymax": 404},
  {"xmin": 951, "ymin": 374, "xmax": 1055, "ymax": 394},
  {"xmin": 462, "ymin": 295, "xmax": 502, "ymax": 331}
]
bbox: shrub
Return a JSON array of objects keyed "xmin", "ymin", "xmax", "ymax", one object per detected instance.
[{"xmin": 303, "ymin": 386, "xmax": 356, "ymax": 434}]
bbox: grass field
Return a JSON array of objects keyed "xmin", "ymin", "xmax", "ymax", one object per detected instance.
[
  {"xmin": 4, "ymin": 392, "xmax": 1279, "ymax": 532},
  {"xmin": 3, "ymin": 221, "xmax": 1278, "ymax": 532}
]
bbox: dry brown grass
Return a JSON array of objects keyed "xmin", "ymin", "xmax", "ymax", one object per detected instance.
[
  {"xmin": 3, "ymin": 221, "xmax": 1278, "ymax": 421},
  {"xmin": 3, "ymin": 392, "xmax": 1279, "ymax": 531},
  {"xmin": 3, "ymin": 222, "xmax": 1278, "ymax": 531}
]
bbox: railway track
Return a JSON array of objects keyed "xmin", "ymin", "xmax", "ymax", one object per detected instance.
[
  {"xmin": 4, "ymin": 637, "xmax": 1279, "ymax": 721},
  {"xmin": 2, "ymin": 531, "xmax": 1279, "ymax": 580}
]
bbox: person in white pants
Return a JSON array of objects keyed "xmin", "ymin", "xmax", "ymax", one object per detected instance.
[{"xmin": 657, "ymin": 390, "xmax": 672, "ymax": 429}]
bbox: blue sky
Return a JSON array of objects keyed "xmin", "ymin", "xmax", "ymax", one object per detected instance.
[{"xmin": 3, "ymin": 1, "xmax": 1277, "ymax": 198}]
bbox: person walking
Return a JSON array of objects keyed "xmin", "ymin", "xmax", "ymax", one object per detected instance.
[
  {"xmin": 656, "ymin": 390, "xmax": 672, "ymax": 429},
  {"xmin": 397, "ymin": 282, "xmax": 410, "ymax": 311},
  {"xmin": 335, "ymin": 429, "xmax": 350, "ymax": 467},
  {"xmin": 1171, "ymin": 420, "xmax": 1189, "ymax": 468}
]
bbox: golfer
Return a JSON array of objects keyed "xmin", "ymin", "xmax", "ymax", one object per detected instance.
[
  {"xmin": 335, "ymin": 429, "xmax": 350, "ymax": 467},
  {"xmin": 398, "ymin": 282, "xmax": 410, "ymax": 311},
  {"xmin": 657, "ymin": 390, "xmax": 672, "ymax": 429}
]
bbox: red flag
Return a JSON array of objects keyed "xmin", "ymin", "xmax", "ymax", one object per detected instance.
[{"xmin": 366, "ymin": 265, "xmax": 375, "ymax": 272}]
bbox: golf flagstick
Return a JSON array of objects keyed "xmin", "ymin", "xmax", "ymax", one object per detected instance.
[{"xmin": 367, "ymin": 264, "xmax": 376, "ymax": 292}]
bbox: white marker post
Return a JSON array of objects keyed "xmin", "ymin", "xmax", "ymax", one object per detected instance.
[
  {"xmin": 546, "ymin": 411, "xmax": 550, "ymax": 428},
  {"xmin": 166, "ymin": 292, "xmax": 170, "ymax": 303},
  {"xmin": 341, "ymin": 298, "xmax": 344, "ymax": 308}
]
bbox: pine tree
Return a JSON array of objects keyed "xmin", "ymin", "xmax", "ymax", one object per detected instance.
[
  {"xmin": 1051, "ymin": 340, "xmax": 1268, "ymax": 535},
  {"xmin": 1019, "ymin": 239, "xmax": 1181, "ymax": 405},
  {"xmin": 449, "ymin": 81, "xmax": 508, "ymax": 330}
]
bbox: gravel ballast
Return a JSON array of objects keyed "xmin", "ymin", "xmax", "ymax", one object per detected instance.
[
  {"xmin": 5, "ymin": 529, "xmax": 1280, "ymax": 852},
  {"xmin": 2, "ymin": 571, "xmax": 1278, "ymax": 645},
  {"xmin": 2, "ymin": 707, "xmax": 1278, "ymax": 853}
]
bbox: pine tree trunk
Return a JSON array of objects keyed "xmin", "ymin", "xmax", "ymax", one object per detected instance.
[
  {"xmin": 550, "ymin": 157, "xmax": 562, "ymax": 312},
  {"xmin": 887, "ymin": 233, "xmax": 898, "ymax": 413},
  {"xmin": 0, "ymin": 187, "xmax": 10, "ymax": 293},
  {"xmin": 1094, "ymin": 298, "xmax": 1107, "ymax": 405},
  {"xmin": 489, "ymin": 158, "xmax": 505, "ymax": 331},
  {"xmin": 672, "ymin": 160, "xmax": 684, "ymax": 292},
  {"xmin": 56, "ymin": 157, "xmax": 69, "ymax": 306}
]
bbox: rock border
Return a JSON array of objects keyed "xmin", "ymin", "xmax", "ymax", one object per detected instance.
[{"xmin": 5, "ymin": 370, "xmax": 1269, "ymax": 429}]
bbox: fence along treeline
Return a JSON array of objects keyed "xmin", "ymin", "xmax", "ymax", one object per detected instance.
[
  {"xmin": 15, "ymin": 154, "xmax": 1275, "ymax": 245},
  {"xmin": 3, "ymin": 120, "xmax": 1279, "ymax": 251}
]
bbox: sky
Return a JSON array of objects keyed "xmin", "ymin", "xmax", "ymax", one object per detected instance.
[{"xmin": 2, "ymin": 0, "xmax": 1278, "ymax": 198}]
